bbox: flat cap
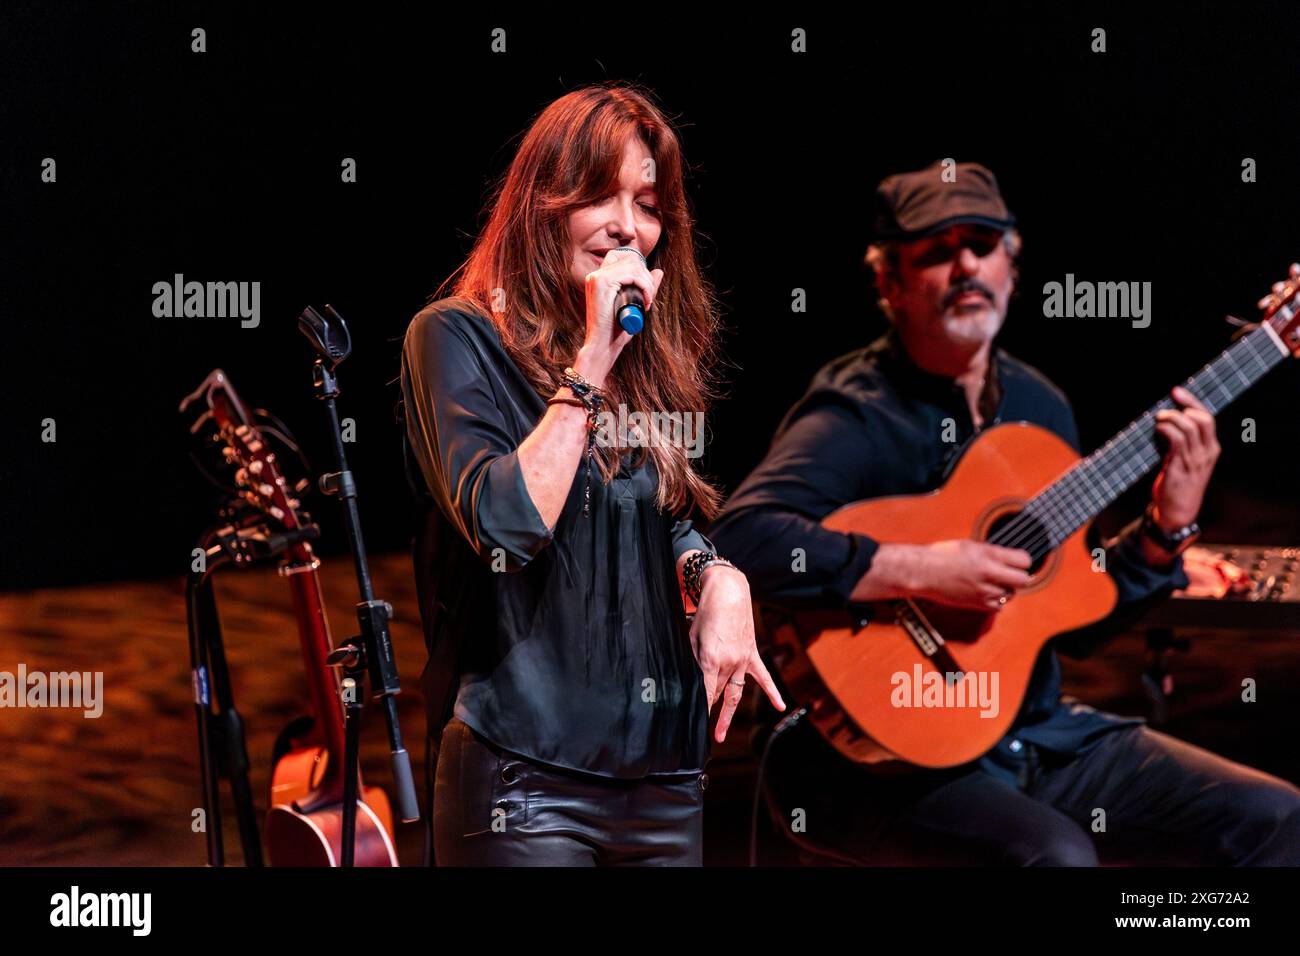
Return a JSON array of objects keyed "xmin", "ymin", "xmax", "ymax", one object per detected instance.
[{"xmin": 874, "ymin": 160, "xmax": 1015, "ymax": 240}]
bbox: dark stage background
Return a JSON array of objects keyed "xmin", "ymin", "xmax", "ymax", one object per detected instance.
[
  {"xmin": 6, "ymin": 3, "xmax": 1300, "ymax": 590},
  {"xmin": 4, "ymin": 1, "xmax": 1300, "ymax": 872}
]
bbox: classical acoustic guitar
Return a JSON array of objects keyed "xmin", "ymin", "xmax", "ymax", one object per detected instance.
[
  {"xmin": 187, "ymin": 370, "xmax": 398, "ymax": 865},
  {"xmin": 767, "ymin": 273, "xmax": 1300, "ymax": 769}
]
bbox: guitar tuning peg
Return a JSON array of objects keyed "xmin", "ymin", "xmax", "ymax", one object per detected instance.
[
  {"xmin": 189, "ymin": 408, "xmax": 215, "ymax": 435},
  {"xmin": 221, "ymin": 446, "xmax": 238, "ymax": 461},
  {"xmin": 234, "ymin": 467, "xmax": 248, "ymax": 485},
  {"xmin": 248, "ymin": 460, "xmax": 264, "ymax": 475},
  {"xmin": 1226, "ymin": 314, "xmax": 1258, "ymax": 341}
]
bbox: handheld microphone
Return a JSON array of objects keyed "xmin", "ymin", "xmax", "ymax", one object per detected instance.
[
  {"xmin": 616, "ymin": 286, "xmax": 645, "ymax": 335},
  {"xmin": 611, "ymin": 245, "xmax": 648, "ymax": 335}
]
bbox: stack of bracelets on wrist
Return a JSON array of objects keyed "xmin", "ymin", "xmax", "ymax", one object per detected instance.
[
  {"xmin": 546, "ymin": 366, "xmax": 606, "ymax": 516},
  {"xmin": 682, "ymin": 550, "xmax": 736, "ymax": 606}
]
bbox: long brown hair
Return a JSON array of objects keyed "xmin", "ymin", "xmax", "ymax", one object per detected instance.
[{"xmin": 436, "ymin": 83, "xmax": 723, "ymax": 519}]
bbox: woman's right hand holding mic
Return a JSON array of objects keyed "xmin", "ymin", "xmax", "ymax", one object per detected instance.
[{"xmin": 574, "ymin": 247, "xmax": 663, "ymax": 387}]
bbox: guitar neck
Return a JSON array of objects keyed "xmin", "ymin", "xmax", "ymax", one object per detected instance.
[
  {"xmin": 284, "ymin": 551, "xmax": 349, "ymax": 788},
  {"xmin": 1026, "ymin": 323, "xmax": 1291, "ymax": 548}
]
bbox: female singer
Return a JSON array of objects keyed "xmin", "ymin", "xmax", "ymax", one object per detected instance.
[{"xmin": 400, "ymin": 83, "xmax": 784, "ymax": 865}]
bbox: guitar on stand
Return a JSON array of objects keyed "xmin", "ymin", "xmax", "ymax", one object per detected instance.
[
  {"xmin": 182, "ymin": 368, "xmax": 408, "ymax": 866},
  {"xmin": 767, "ymin": 271, "xmax": 1300, "ymax": 770}
]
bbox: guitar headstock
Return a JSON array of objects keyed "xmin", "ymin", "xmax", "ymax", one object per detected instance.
[
  {"xmin": 180, "ymin": 369, "xmax": 306, "ymax": 530},
  {"xmin": 1259, "ymin": 263, "xmax": 1300, "ymax": 357}
]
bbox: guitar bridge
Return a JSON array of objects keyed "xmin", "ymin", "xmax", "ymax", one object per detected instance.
[{"xmin": 895, "ymin": 600, "xmax": 964, "ymax": 679}]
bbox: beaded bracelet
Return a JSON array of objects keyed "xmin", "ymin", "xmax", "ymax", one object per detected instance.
[
  {"xmin": 556, "ymin": 367, "xmax": 606, "ymax": 516},
  {"xmin": 682, "ymin": 550, "xmax": 736, "ymax": 606}
]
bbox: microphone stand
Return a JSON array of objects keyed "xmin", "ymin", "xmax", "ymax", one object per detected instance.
[{"xmin": 298, "ymin": 303, "xmax": 420, "ymax": 866}]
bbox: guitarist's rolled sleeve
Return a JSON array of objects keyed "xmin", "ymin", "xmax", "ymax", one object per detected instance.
[{"xmin": 1105, "ymin": 522, "xmax": 1191, "ymax": 603}]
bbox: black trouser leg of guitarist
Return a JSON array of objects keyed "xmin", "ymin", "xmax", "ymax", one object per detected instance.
[
  {"xmin": 1029, "ymin": 725, "xmax": 1300, "ymax": 865},
  {"xmin": 763, "ymin": 718, "xmax": 1300, "ymax": 865}
]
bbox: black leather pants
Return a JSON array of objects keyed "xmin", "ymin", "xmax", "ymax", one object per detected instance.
[{"xmin": 433, "ymin": 717, "xmax": 705, "ymax": 866}]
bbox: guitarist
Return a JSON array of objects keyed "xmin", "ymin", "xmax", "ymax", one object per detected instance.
[{"xmin": 709, "ymin": 161, "xmax": 1300, "ymax": 865}]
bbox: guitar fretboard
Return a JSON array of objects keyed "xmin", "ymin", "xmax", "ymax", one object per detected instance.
[{"xmin": 989, "ymin": 321, "xmax": 1291, "ymax": 559}]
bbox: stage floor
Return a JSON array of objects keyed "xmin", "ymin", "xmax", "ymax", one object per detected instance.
[{"xmin": 2, "ymin": 553, "xmax": 1297, "ymax": 866}]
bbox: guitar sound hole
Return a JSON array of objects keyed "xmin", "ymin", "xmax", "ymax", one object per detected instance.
[{"xmin": 984, "ymin": 510, "xmax": 1051, "ymax": 575}]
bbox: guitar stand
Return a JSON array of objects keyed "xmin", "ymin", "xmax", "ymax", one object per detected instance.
[{"xmin": 186, "ymin": 515, "xmax": 322, "ymax": 866}]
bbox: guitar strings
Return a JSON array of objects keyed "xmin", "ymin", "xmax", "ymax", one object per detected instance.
[
  {"xmin": 977, "ymin": 330, "xmax": 1278, "ymax": 562},
  {"xmin": 991, "ymin": 364, "xmax": 1261, "ymax": 560},
  {"xmin": 988, "ymin": 336, "xmax": 1274, "ymax": 559}
]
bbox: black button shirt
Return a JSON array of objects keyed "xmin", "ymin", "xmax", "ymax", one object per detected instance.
[
  {"xmin": 708, "ymin": 327, "xmax": 1189, "ymax": 783},
  {"xmin": 399, "ymin": 297, "xmax": 711, "ymax": 779}
]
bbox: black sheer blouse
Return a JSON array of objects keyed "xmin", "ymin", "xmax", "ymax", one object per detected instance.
[{"xmin": 399, "ymin": 297, "xmax": 711, "ymax": 779}]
